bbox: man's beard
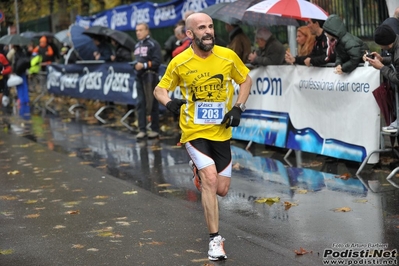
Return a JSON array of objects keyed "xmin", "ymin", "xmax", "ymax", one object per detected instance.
[{"xmin": 193, "ymin": 32, "xmax": 214, "ymax": 52}]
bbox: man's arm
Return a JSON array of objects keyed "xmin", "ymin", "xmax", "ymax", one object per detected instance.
[
  {"xmin": 234, "ymin": 75, "xmax": 252, "ymax": 105},
  {"xmin": 154, "ymin": 86, "xmax": 171, "ymax": 106}
]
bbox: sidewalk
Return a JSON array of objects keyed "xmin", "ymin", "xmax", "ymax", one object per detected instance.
[{"xmin": 0, "ymin": 128, "xmax": 316, "ymax": 265}]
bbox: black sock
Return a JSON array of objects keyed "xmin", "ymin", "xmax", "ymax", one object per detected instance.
[{"xmin": 209, "ymin": 232, "xmax": 219, "ymax": 240}]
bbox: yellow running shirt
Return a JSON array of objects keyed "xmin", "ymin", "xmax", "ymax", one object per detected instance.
[{"xmin": 158, "ymin": 45, "xmax": 250, "ymax": 143}]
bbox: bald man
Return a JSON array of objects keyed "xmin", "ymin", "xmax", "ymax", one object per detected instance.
[{"xmin": 154, "ymin": 13, "xmax": 252, "ymax": 261}]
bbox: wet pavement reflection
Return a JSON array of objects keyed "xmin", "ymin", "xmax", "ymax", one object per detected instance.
[{"xmin": 5, "ymin": 111, "xmax": 399, "ymax": 262}]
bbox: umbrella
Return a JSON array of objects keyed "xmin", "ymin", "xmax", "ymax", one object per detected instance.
[
  {"xmin": 20, "ymin": 31, "xmax": 36, "ymax": 39},
  {"xmin": 246, "ymin": 0, "xmax": 329, "ymax": 21},
  {"xmin": 203, "ymin": 0, "xmax": 298, "ymax": 27},
  {"xmin": 55, "ymin": 29, "xmax": 71, "ymax": 45},
  {"xmin": 200, "ymin": 3, "xmax": 240, "ymax": 25},
  {"xmin": 0, "ymin": 35, "xmax": 31, "ymax": 46},
  {"xmin": 106, "ymin": 29, "xmax": 136, "ymax": 50},
  {"xmin": 69, "ymin": 25, "xmax": 97, "ymax": 60},
  {"xmin": 83, "ymin": 25, "xmax": 112, "ymax": 39},
  {"xmin": 33, "ymin": 31, "xmax": 55, "ymax": 38}
]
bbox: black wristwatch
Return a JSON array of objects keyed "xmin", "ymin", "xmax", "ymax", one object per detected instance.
[{"xmin": 234, "ymin": 103, "xmax": 246, "ymax": 112}]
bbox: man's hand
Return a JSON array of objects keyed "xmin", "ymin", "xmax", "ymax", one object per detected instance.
[
  {"xmin": 221, "ymin": 106, "xmax": 242, "ymax": 128},
  {"xmin": 166, "ymin": 99, "xmax": 187, "ymax": 115}
]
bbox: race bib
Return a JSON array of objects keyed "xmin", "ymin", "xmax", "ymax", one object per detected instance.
[{"xmin": 194, "ymin": 102, "xmax": 225, "ymax": 124}]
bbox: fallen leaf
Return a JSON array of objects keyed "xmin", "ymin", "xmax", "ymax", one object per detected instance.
[
  {"xmin": 255, "ymin": 197, "xmax": 280, "ymax": 203},
  {"xmin": 12, "ymin": 189, "xmax": 30, "ymax": 192},
  {"xmin": 353, "ymin": 199, "xmax": 368, "ymax": 203},
  {"xmin": 232, "ymin": 163, "xmax": 240, "ymax": 170},
  {"xmin": 284, "ymin": 201, "xmax": 298, "ymax": 210},
  {"xmin": 191, "ymin": 259, "xmax": 210, "ymax": 263},
  {"xmin": 25, "ymin": 200, "xmax": 38, "ymax": 204},
  {"xmin": 123, "ymin": 190, "xmax": 138, "ymax": 195},
  {"xmin": 158, "ymin": 189, "xmax": 180, "ymax": 193},
  {"xmin": 157, "ymin": 183, "xmax": 172, "ymax": 187},
  {"xmin": 93, "ymin": 202, "xmax": 106, "ymax": 205},
  {"xmin": 0, "ymin": 249, "xmax": 14, "ymax": 255},
  {"xmin": 24, "ymin": 213, "xmax": 40, "ymax": 218},
  {"xmin": 93, "ymin": 195, "xmax": 109, "ymax": 199},
  {"xmin": 333, "ymin": 207, "xmax": 351, "ymax": 212},
  {"xmin": 66, "ymin": 210, "xmax": 80, "ymax": 215},
  {"xmin": 143, "ymin": 230, "xmax": 155, "ymax": 233},
  {"xmin": 0, "ymin": 195, "xmax": 18, "ymax": 200},
  {"xmin": 296, "ymin": 189, "xmax": 308, "ymax": 194},
  {"xmin": 335, "ymin": 173, "xmax": 351, "ymax": 180},
  {"xmin": 115, "ymin": 221, "xmax": 130, "ymax": 226},
  {"xmin": 294, "ymin": 247, "xmax": 309, "ymax": 255},
  {"xmin": 7, "ymin": 170, "xmax": 20, "ymax": 175},
  {"xmin": 72, "ymin": 244, "xmax": 84, "ymax": 249},
  {"xmin": 147, "ymin": 241, "xmax": 164, "ymax": 245},
  {"xmin": 53, "ymin": 225, "xmax": 66, "ymax": 229},
  {"xmin": 80, "ymin": 161, "xmax": 92, "ymax": 165},
  {"xmin": 186, "ymin": 249, "xmax": 201, "ymax": 254},
  {"xmin": 98, "ymin": 232, "xmax": 114, "ymax": 237},
  {"xmin": 87, "ymin": 248, "xmax": 99, "ymax": 252}
]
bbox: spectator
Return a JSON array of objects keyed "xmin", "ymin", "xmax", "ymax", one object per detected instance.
[
  {"xmin": 247, "ymin": 28, "xmax": 285, "ymax": 66},
  {"xmin": 59, "ymin": 45, "xmax": 70, "ymax": 64},
  {"xmin": 110, "ymin": 39, "xmax": 132, "ymax": 62},
  {"xmin": 172, "ymin": 25, "xmax": 191, "ymax": 57},
  {"xmin": 47, "ymin": 36, "xmax": 60, "ymax": 62},
  {"xmin": 323, "ymin": 14, "xmax": 368, "ymax": 74},
  {"xmin": 285, "ymin": 26, "xmax": 316, "ymax": 64},
  {"xmin": 11, "ymin": 45, "xmax": 30, "ymax": 105},
  {"xmin": 366, "ymin": 24, "xmax": 399, "ymax": 133},
  {"xmin": 0, "ymin": 53, "xmax": 12, "ymax": 107},
  {"xmin": 92, "ymin": 36, "xmax": 113, "ymax": 62},
  {"xmin": 133, "ymin": 23, "xmax": 163, "ymax": 139},
  {"xmin": 289, "ymin": 19, "xmax": 329, "ymax": 66},
  {"xmin": 382, "ymin": 6, "xmax": 399, "ymax": 35},
  {"xmin": 225, "ymin": 23, "xmax": 252, "ymax": 63},
  {"xmin": 154, "ymin": 12, "xmax": 251, "ymax": 261},
  {"xmin": 32, "ymin": 36, "xmax": 55, "ymax": 67}
]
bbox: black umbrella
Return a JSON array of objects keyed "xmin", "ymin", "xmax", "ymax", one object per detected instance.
[
  {"xmin": 0, "ymin": 35, "xmax": 31, "ymax": 46},
  {"xmin": 200, "ymin": 3, "xmax": 240, "ymax": 24},
  {"xmin": 20, "ymin": 31, "xmax": 36, "ymax": 39},
  {"xmin": 83, "ymin": 25, "xmax": 112, "ymax": 39},
  {"xmin": 107, "ymin": 29, "xmax": 136, "ymax": 50}
]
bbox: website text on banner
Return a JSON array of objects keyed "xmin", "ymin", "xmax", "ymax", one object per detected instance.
[
  {"xmin": 232, "ymin": 65, "xmax": 380, "ymax": 163},
  {"xmin": 75, "ymin": 0, "xmax": 219, "ymax": 31},
  {"xmin": 46, "ymin": 62, "xmax": 166, "ymax": 105}
]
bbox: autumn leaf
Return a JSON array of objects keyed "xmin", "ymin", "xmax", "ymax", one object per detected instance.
[
  {"xmin": 53, "ymin": 225, "xmax": 66, "ymax": 229},
  {"xmin": 294, "ymin": 247, "xmax": 309, "ymax": 255},
  {"xmin": 0, "ymin": 249, "xmax": 14, "ymax": 255},
  {"xmin": 24, "ymin": 213, "xmax": 40, "ymax": 218},
  {"xmin": 123, "ymin": 190, "xmax": 138, "ymax": 195},
  {"xmin": 143, "ymin": 230, "xmax": 155, "ymax": 233},
  {"xmin": 255, "ymin": 197, "xmax": 280, "ymax": 204},
  {"xmin": 296, "ymin": 189, "xmax": 308, "ymax": 194},
  {"xmin": 66, "ymin": 210, "xmax": 80, "ymax": 215},
  {"xmin": 25, "ymin": 200, "xmax": 38, "ymax": 204},
  {"xmin": 335, "ymin": 173, "xmax": 351, "ymax": 180},
  {"xmin": 333, "ymin": 207, "xmax": 351, "ymax": 212},
  {"xmin": 93, "ymin": 195, "xmax": 109, "ymax": 199},
  {"xmin": 186, "ymin": 249, "xmax": 201, "ymax": 254},
  {"xmin": 353, "ymin": 199, "xmax": 368, "ymax": 203},
  {"xmin": 284, "ymin": 201, "xmax": 298, "ymax": 210},
  {"xmin": 0, "ymin": 195, "xmax": 18, "ymax": 200},
  {"xmin": 157, "ymin": 183, "xmax": 172, "ymax": 187},
  {"xmin": 87, "ymin": 248, "xmax": 99, "ymax": 252},
  {"xmin": 7, "ymin": 170, "xmax": 20, "ymax": 175},
  {"xmin": 72, "ymin": 244, "xmax": 85, "ymax": 249},
  {"xmin": 147, "ymin": 241, "xmax": 164, "ymax": 245},
  {"xmin": 232, "ymin": 162, "xmax": 240, "ymax": 170}
]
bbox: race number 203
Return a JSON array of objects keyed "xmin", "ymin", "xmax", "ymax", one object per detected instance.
[{"xmin": 194, "ymin": 102, "xmax": 225, "ymax": 125}]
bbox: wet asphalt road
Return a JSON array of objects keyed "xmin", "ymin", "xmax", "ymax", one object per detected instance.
[{"xmin": 1, "ymin": 109, "xmax": 399, "ymax": 266}]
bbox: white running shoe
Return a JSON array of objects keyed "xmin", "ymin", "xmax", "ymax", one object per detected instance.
[
  {"xmin": 208, "ymin": 235, "xmax": 227, "ymax": 261},
  {"xmin": 382, "ymin": 126, "xmax": 397, "ymax": 133},
  {"xmin": 389, "ymin": 119, "xmax": 398, "ymax": 127}
]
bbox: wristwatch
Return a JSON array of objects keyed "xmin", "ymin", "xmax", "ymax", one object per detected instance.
[{"xmin": 234, "ymin": 103, "xmax": 246, "ymax": 112}]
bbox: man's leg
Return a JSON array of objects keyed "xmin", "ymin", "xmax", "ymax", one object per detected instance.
[{"xmin": 135, "ymin": 79, "xmax": 147, "ymax": 135}]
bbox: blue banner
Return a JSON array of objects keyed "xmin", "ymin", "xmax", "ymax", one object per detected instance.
[
  {"xmin": 75, "ymin": 0, "xmax": 234, "ymax": 30},
  {"xmin": 46, "ymin": 62, "xmax": 166, "ymax": 105}
]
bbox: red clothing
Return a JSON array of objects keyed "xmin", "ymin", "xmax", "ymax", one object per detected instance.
[
  {"xmin": 0, "ymin": 53, "xmax": 12, "ymax": 75},
  {"xmin": 172, "ymin": 38, "xmax": 191, "ymax": 58}
]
